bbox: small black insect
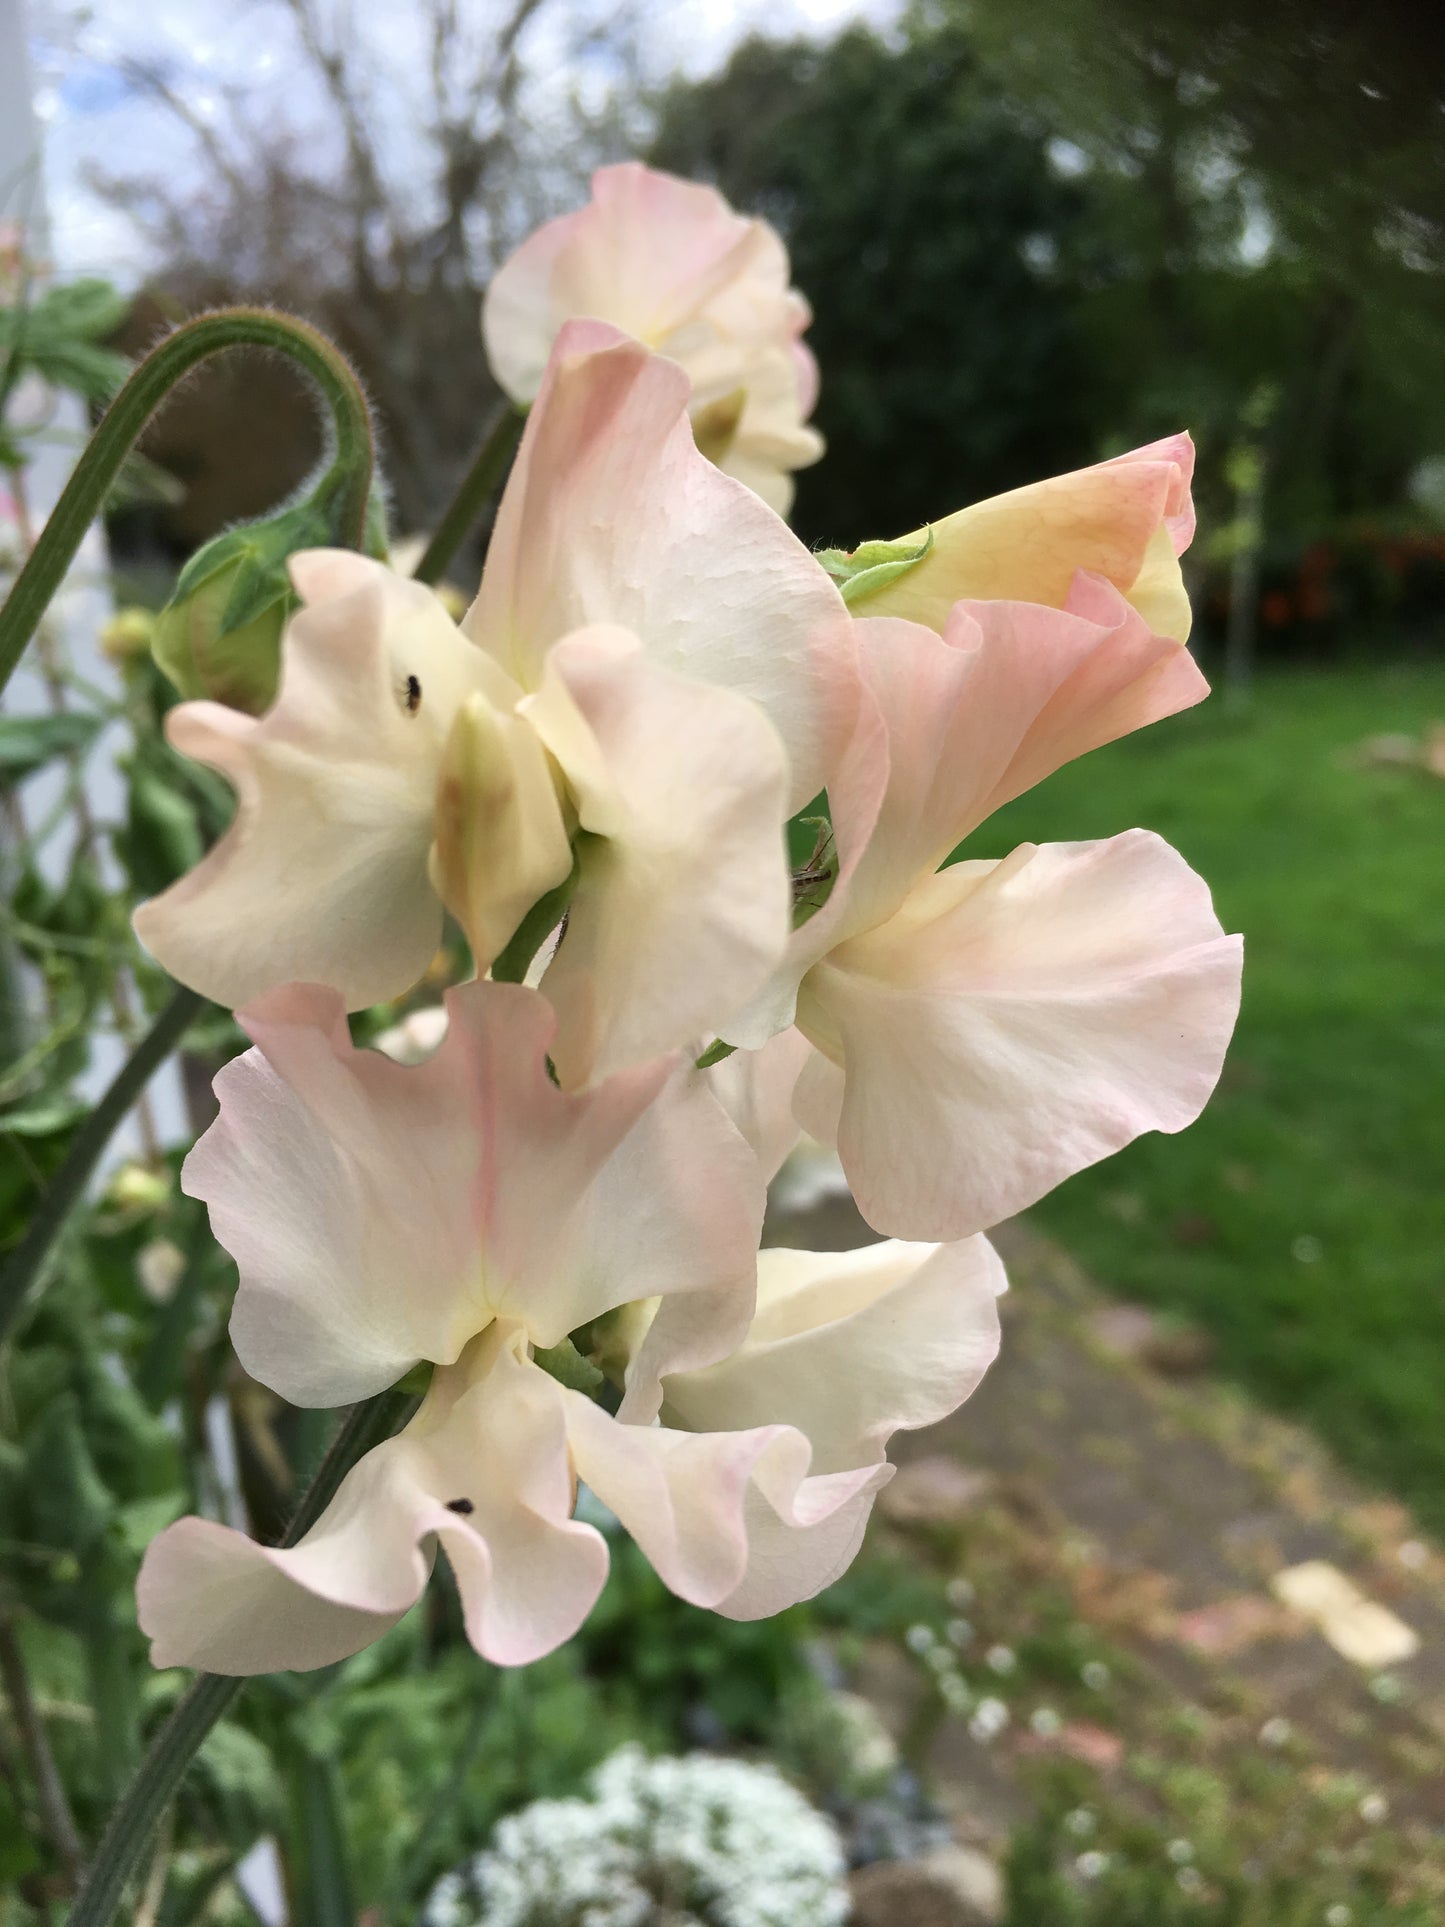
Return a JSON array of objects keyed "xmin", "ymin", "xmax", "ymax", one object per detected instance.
[
  {"xmin": 404, "ymin": 673, "xmax": 422, "ymax": 714},
  {"xmin": 445, "ymin": 1497, "xmax": 474, "ymax": 1515}
]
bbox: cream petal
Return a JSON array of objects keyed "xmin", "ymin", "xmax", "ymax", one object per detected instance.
[
  {"xmin": 187, "ymin": 981, "xmax": 672, "ymax": 1407},
  {"xmin": 802, "ymin": 833, "xmax": 1243, "ymax": 1239},
  {"xmin": 466, "ymin": 323, "xmax": 855, "ymax": 806},
  {"xmin": 137, "ymin": 1335, "xmax": 608, "ymax": 1674},
  {"xmin": 703, "ymin": 1028, "xmax": 815, "ymax": 1185},
  {"xmin": 568, "ymin": 1055, "xmax": 767, "ymax": 1425},
  {"xmin": 662, "ymin": 1237, "xmax": 1005, "ymax": 1474},
  {"xmin": 564, "ymin": 1393, "xmax": 884, "ymax": 1616},
  {"xmin": 853, "ymin": 433, "xmax": 1196, "ymax": 638},
  {"xmin": 134, "ymin": 552, "xmax": 513, "ymax": 1010},
  {"xmin": 523, "ymin": 626, "xmax": 791, "ymax": 1088}
]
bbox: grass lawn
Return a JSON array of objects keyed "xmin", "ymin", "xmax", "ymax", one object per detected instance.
[{"xmin": 954, "ymin": 658, "xmax": 1445, "ymax": 1533}]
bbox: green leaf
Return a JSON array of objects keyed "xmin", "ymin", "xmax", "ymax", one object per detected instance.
[{"xmin": 0, "ymin": 710, "xmax": 104, "ymax": 783}]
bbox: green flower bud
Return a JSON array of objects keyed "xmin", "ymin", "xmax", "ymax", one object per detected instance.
[{"xmin": 153, "ymin": 470, "xmax": 388, "ymax": 715}]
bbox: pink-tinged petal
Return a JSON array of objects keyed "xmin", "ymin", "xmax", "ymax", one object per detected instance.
[
  {"xmin": 465, "ymin": 325, "xmax": 855, "ymax": 807},
  {"xmin": 800, "ymin": 832, "xmax": 1243, "ymax": 1239},
  {"xmin": 722, "ymin": 678, "xmax": 890, "ymax": 1051},
  {"xmin": 835, "ymin": 594, "xmax": 1207, "ymax": 935},
  {"xmin": 662, "ymin": 1237, "xmax": 1004, "ymax": 1473},
  {"xmin": 138, "ymin": 1334, "xmax": 608, "ymax": 1674},
  {"xmin": 564, "ymin": 1394, "xmax": 884, "ymax": 1616},
  {"xmin": 856, "ymin": 433, "xmax": 1197, "ymax": 642},
  {"xmin": 564, "ymin": 1056, "xmax": 767, "ymax": 1425},
  {"xmin": 483, "ymin": 163, "xmax": 777, "ymax": 403},
  {"xmin": 135, "ymin": 553, "xmax": 514, "ymax": 1010},
  {"xmin": 188, "ymin": 981, "xmax": 671, "ymax": 1406},
  {"xmin": 523, "ymin": 625, "xmax": 791, "ymax": 1087}
]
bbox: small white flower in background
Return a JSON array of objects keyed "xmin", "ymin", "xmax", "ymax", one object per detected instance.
[
  {"xmin": 1358, "ymin": 1792, "xmax": 1388, "ymax": 1825},
  {"xmin": 1258, "ymin": 1716, "xmax": 1292, "ymax": 1748},
  {"xmin": 985, "ymin": 1643, "xmax": 1016, "ymax": 1675},
  {"xmin": 946, "ymin": 1616, "xmax": 974, "ymax": 1649},
  {"xmin": 1080, "ymin": 1660, "xmax": 1111, "ymax": 1691},
  {"xmin": 424, "ymin": 1746, "xmax": 849, "ymax": 1927},
  {"xmin": 1075, "ymin": 1850, "xmax": 1110, "ymax": 1881},
  {"xmin": 1166, "ymin": 1838, "xmax": 1194, "ymax": 1864},
  {"xmin": 1029, "ymin": 1707, "xmax": 1062, "ymax": 1737},
  {"xmin": 968, "ymin": 1696, "xmax": 1009, "ymax": 1744},
  {"xmin": 1175, "ymin": 1865, "xmax": 1204, "ymax": 1895},
  {"xmin": 946, "ymin": 1577, "xmax": 975, "ymax": 1609},
  {"xmin": 1326, "ymin": 1905, "xmax": 1354, "ymax": 1926},
  {"xmin": 1064, "ymin": 1807, "xmax": 1097, "ymax": 1839},
  {"xmin": 905, "ymin": 1623, "xmax": 937, "ymax": 1655}
]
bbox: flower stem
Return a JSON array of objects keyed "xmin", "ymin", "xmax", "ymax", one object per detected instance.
[
  {"xmin": 66, "ymin": 1386, "xmax": 416, "ymax": 1927},
  {"xmin": 0, "ymin": 984, "xmax": 205, "ymax": 1349},
  {"xmin": 0, "ymin": 308, "xmax": 374, "ymax": 697},
  {"xmin": 411, "ymin": 402, "xmax": 525, "ymax": 587}
]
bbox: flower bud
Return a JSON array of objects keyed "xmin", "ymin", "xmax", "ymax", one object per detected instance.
[
  {"xmin": 100, "ymin": 605, "xmax": 156, "ymax": 664},
  {"xmin": 153, "ymin": 471, "xmax": 387, "ymax": 715}
]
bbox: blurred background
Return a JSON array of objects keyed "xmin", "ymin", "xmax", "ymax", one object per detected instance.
[{"xmin": 3, "ymin": 1, "xmax": 1444, "ymax": 1922}]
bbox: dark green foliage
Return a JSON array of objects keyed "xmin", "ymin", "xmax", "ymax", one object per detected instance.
[{"xmin": 652, "ymin": 22, "xmax": 1098, "ymax": 546}]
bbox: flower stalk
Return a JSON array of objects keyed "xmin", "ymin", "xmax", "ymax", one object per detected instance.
[
  {"xmin": 411, "ymin": 401, "xmax": 525, "ymax": 587},
  {"xmin": 66, "ymin": 1385, "xmax": 417, "ymax": 1927},
  {"xmin": 0, "ymin": 307, "xmax": 375, "ymax": 698},
  {"xmin": 0, "ymin": 984, "xmax": 205, "ymax": 1348}
]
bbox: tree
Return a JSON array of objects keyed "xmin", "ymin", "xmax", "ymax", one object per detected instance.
[
  {"xmin": 652, "ymin": 20, "xmax": 1103, "ymax": 546},
  {"xmin": 65, "ymin": 0, "xmax": 643, "ymax": 541}
]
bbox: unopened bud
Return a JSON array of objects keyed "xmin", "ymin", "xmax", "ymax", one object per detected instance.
[
  {"xmin": 100, "ymin": 605, "xmax": 156, "ymax": 664},
  {"xmin": 153, "ymin": 472, "xmax": 388, "ymax": 714}
]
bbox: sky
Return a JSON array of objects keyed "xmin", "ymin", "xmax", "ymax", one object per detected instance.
[{"xmin": 20, "ymin": 0, "xmax": 898, "ymax": 281}]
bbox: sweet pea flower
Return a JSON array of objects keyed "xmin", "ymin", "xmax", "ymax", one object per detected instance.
[
  {"xmin": 136, "ymin": 981, "xmax": 1003, "ymax": 1671},
  {"xmin": 844, "ymin": 434, "xmax": 1197, "ymax": 645},
  {"xmin": 726, "ymin": 576, "xmax": 1243, "ymax": 1240},
  {"xmin": 135, "ymin": 323, "xmax": 854, "ymax": 1087},
  {"xmin": 483, "ymin": 163, "xmax": 823, "ymax": 515}
]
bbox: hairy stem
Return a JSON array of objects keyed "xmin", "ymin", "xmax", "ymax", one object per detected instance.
[
  {"xmin": 66, "ymin": 1386, "xmax": 417, "ymax": 1927},
  {"xmin": 0, "ymin": 308, "xmax": 374, "ymax": 696}
]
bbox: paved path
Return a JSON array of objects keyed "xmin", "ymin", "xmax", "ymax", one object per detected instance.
[{"xmin": 767, "ymin": 1190, "xmax": 1445, "ymax": 1862}]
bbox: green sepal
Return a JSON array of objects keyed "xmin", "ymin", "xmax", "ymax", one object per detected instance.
[
  {"xmin": 533, "ymin": 1339, "xmax": 605, "ymax": 1396},
  {"xmin": 153, "ymin": 469, "xmax": 390, "ymax": 715},
  {"xmin": 491, "ymin": 843, "xmax": 586, "ymax": 985},
  {"xmin": 816, "ymin": 525, "xmax": 935, "ymax": 605}
]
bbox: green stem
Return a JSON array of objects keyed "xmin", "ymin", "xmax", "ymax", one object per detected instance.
[
  {"xmin": 411, "ymin": 403, "xmax": 525, "ymax": 587},
  {"xmin": 66, "ymin": 1386, "xmax": 416, "ymax": 1927},
  {"xmin": 0, "ymin": 308, "xmax": 374, "ymax": 697},
  {"xmin": 0, "ymin": 985, "xmax": 204, "ymax": 1349}
]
